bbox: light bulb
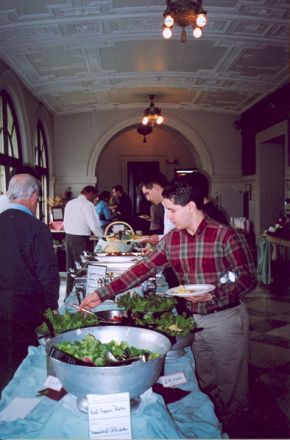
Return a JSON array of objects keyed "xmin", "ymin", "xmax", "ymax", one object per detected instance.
[
  {"xmin": 164, "ymin": 14, "xmax": 174, "ymax": 27},
  {"xmin": 156, "ymin": 115, "xmax": 163, "ymax": 125},
  {"xmin": 196, "ymin": 13, "xmax": 207, "ymax": 28},
  {"xmin": 142, "ymin": 116, "xmax": 149, "ymax": 125},
  {"xmin": 193, "ymin": 27, "xmax": 202, "ymax": 38},
  {"xmin": 163, "ymin": 26, "xmax": 172, "ymax": 39}
]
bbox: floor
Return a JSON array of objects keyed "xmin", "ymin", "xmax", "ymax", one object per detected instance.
[
  {"xmin": 230, "ymin": 282, "xmax": 290, "ymax": 439},
  {"xmin": 58, "ymin": 273, "xmax": 290, "ymax": 439}
]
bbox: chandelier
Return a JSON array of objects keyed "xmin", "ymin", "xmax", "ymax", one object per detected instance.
[
  {"xmin": 137, "ymin": 125, "xmax": 153, "ymax": 143},
  {"xmin": 142, "ymin": 95, "xmax": 164, "ymax": 127},
  {"xmin": 162, "ymin": 0, "xmax": 207, "ymax": 43}
]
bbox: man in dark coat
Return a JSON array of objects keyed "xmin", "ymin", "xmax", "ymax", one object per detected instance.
[
  {"xmin": 111, "ymin": 184, "xmax": 132, "ymax": 223},
  {"xmin": 0, "ymin": 174, "xmax": 60, "ymax": 393}
]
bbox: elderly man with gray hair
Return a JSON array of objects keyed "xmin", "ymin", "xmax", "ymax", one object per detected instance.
[{"xmin": 0, "ymin": 174, "xmax": 60, "ymax": 394}]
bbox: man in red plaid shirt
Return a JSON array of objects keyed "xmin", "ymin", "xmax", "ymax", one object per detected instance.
[{"xmin": 81, "ymin": 177, "xmax": 256, "ymax": 430}]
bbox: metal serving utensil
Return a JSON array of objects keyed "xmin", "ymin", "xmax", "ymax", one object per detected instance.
[
  {"xmin": 71, "ymin": 303, "xmax": 96, "ymax": 316},
  {"xmin": 104, "ymin": 351, "xmax": 147, "ymax": 366}
]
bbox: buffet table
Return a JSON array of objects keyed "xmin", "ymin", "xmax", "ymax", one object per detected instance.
[{"xmin": 0, "ymin": 343, "xmax": 224, "ymax": 439}]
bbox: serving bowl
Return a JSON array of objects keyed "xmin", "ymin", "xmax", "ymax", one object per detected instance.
[
  {"xmin": 95, "ymin": 309, "xmax": 128, "ymax": 324},
  {"xmin": 46, "ymin": 326, "xmax": 171, "ymax": 412}
]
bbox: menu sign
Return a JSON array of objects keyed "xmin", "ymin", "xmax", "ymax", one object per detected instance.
[
  {"xmin": 88, "ymin": 393, "xmax": 131, "ymax": 440},
  {"xmin": 86, "ymin": 264, "xmax": 107, "ymax": 295}
]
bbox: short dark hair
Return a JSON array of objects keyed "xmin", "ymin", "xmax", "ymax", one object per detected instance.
[
  {"xmin": 139, "ymin": 172, "xmax": 168, "ymax": 190},
  {"xmin": 175, "ymin": 171, "xmax": 210, "ymax": 197},
  {"xmin": 81, "ymin": 185, "xmax": 97, "ymax": 195},
  {"xmin": 98, "ymin": 190, "xmax": 111, "ymax": 201},
  {"xmin": 112, "ymin": 184, "xmax": 123, "ymax": 193},
  {"xmin": 162, "ymin": 176, "xmax": 206, "ymax": 210}
]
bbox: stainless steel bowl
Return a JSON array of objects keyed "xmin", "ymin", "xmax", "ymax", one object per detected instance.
[
  {"xmin": 46, "ymin": 326, "xmax": 171, "ymax": 411},
  {"xmin": 166, "ymin": 333, "xmax": 195, "ymax": 358},
  {"xmin": 95, "ymin": 309, "xmax": 127, "ymax": 324}
]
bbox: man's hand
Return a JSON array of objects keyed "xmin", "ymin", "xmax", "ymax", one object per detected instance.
[
  {"xmin": 185, "ymin": 292, "xmax": 214, "ymax": 304},
  {"xmin": 80, "ymin": 292, "xmax": 102, "ymax": 310}
]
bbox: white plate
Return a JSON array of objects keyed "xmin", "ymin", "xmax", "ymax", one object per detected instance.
[
  {"xmin": 95, "ymin": 255, "xmax": 137, "ymax": 263},
  {"xmin": 129, "ymin": 236, "xmax": 151, "ymax": 243},
  {"xmin": 165, "ymin": 284, "xmax": 216, "ymax": 297}
]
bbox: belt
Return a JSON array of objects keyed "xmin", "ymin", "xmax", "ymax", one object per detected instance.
[{"xmin": 195, "ymin": 299, "xmax": 242, "ymax": 316}]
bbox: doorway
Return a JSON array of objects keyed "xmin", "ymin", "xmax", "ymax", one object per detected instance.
[{"xmin": 255, "ymin": 121, "xmax": 288, "ymax": 239}]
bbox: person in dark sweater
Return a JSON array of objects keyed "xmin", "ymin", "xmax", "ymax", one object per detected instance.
[
  {"xmin": 111, "ymin": 184, "xmax": 132, "ymax": 224},
  {"xmin": 177, "ymin": 171, "xmax": 229, "ymax": 225},
  {"xmin": 0, "ymin": 174, "xmax": 60, "ymax": 394}
]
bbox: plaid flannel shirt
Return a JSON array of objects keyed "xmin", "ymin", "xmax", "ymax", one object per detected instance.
[{"xmin": 96, "ymin": 216, "xmax": 257, "ymax": 314}]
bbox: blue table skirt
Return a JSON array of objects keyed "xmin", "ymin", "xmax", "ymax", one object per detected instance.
[{"xmin": 0, "ymin": 344, "xmax": 226, "ymax": 439}]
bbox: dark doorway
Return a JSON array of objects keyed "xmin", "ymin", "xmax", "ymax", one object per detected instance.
[{"xmin": 127, "ymin": 161, "xmax": 160, "ymax": 231}]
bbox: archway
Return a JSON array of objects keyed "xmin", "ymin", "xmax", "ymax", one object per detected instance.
[{"xmin": 87, "ymin": 115, "xmax": 213, "ymax": 180}]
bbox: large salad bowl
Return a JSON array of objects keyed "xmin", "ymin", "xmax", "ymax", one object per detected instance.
[{"xmin": 46, "ymin": 326, "xmax": 171, "ymax": 412}]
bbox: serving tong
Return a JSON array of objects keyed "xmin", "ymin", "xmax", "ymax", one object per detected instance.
[{"xmin": 104, "ymin": 350, "xmax": 148, "ymax": 366}]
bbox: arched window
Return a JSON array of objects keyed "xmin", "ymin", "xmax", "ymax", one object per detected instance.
[
  {"xmin": 34, "ymin": 120, "xmax": 49, "ymax": 223},
  {"xmin": 0, "ymin": 90, "xmax": 22, "ymax": 194}
]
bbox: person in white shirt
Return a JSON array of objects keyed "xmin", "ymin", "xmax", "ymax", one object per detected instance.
[
  {"xmin": 140, "ymin": 172, "xmax": 175, "ymax": 243},
  {"xmin": 140, "ymin": 172, "xmax": 178, "ymax": 288},
  {"xmin": 0, "ymin": 193, "xmax": 9, "ymax": 214},
  {"xmin": 64, "ymin": 185, "xmax": 102, "ymax": 295}
]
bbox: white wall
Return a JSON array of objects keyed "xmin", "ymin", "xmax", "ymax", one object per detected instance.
[{"xmin": 53, "ymin": 109, "xmax": 243, "ymax": 200}]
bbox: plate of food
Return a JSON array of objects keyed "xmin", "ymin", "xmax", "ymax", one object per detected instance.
[
  {"xmin": 127, "ymin": 235, "xmax": 151, "ymax": 242},
  {"xmin": 165, "ymin": 284, "xmax": 216, "ymax": 297}
]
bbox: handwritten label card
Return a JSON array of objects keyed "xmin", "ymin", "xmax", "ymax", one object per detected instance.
[
  {"xmin": 88, "ymin": 393, "xmax": 131, "ymax": 440},
  {"xmin": 86, "ymin": 264, "xmax": 107, "ymax": 295},
  {"xmin": 157, "ymin": 372, "xmax": 187, "ymax": 388},
  {"xmin": 43, "ymin": 375, "xmax": 63, "ymax": 391}
]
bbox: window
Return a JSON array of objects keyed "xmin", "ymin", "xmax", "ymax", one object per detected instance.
[
  {"xmin": 0, "ymin": 90, "xmax": 22, "ymax": 194},
  {"xmin": 34, "ymin": 120, "xmax": 49, "ymax": 222}
]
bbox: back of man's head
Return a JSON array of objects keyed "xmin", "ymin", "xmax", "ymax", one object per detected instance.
[
  {"xmin": 81, "ymin": 185, "xmax": 97, "ymax": 196},
  {"xmin": 7, "ymin": 174, "xmax": 40, "ymax": 201},
  {"xmin": 181, "ymin": 171, "xmax": 210, "ymax": 198},
  {"xmin": 139, "ymin": 172, "xmax": 168, "ymax": 190}
]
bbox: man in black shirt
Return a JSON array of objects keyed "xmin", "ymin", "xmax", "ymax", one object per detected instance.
[{"xmin": 111, "ymin": 184, "xmax": 132, "ymax": 223}]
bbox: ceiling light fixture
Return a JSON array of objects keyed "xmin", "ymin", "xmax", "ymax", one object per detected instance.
[
  {"xmin": 142, "ymin": 95, "xmax": 164, "ymax": 127},
  {"xmin": 162, "ymin": 0, "xmax": 207, "ymax": 43},
  {"xmin": 137, "ymin": 125, "xmax": 153, "ymax": 143}
]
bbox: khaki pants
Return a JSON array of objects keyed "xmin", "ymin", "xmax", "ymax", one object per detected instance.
[{"xmin": 192, "ymin": 302, "xmax": 249, "ymax": 427}]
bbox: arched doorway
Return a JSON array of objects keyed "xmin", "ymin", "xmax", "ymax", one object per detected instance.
[{"xmin": 95, "ymin": 124, "xmax": 201, "ymax": 223}]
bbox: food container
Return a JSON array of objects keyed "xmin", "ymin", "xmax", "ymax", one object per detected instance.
[
  {"xmin": 46, "ymin": 326, "xmax": 171, "ymax": 412},
  {"xmin": 95, "ymin": 309, "xmax": 128, "ymax": 324}
]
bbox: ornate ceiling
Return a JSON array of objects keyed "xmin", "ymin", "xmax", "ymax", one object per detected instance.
[{"xmin": 0, "ymin": 0, "xmax": 288, "ymax": 115}]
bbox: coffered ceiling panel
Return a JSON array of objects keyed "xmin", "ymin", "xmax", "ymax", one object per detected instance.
[{"xmin": 0, "ymin": 0, "xmax": 288, "ymax": 115}]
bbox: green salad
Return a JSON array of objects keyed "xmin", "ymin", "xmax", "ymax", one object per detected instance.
[
  {"xmin": 37, "ymin": 308, "xmax": 99, "ymax": 335},
  {"xmin": 55, "ymin": 334, "xmax": 159, "ymax": 366},
  {"xmin": 117, "ymin": 292, "xmax": 177, "ymax": 313},
  {"xmin": 117, "ymin": 292, "xmax": 195, "ymax": 336}
]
